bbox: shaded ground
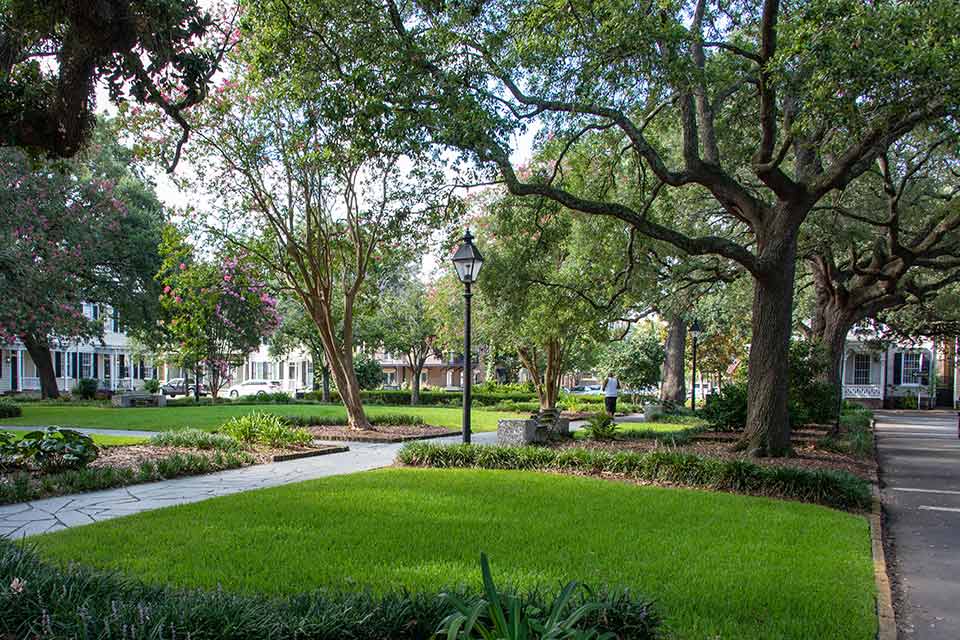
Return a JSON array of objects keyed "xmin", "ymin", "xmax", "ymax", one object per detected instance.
[{"xmin": 555, "ymin": 433, "xmax": 876, "ymax": 479}]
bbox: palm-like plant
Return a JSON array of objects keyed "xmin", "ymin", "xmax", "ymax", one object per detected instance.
[{"xmin": 437, "ymin": 553, "xmax": 614, "ymax": 640}]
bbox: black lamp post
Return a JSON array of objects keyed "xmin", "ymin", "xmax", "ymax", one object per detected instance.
[
  {"xmin": 689, "ymin": 319, "xmax": 702, "ymax": 413},
  {"xmin": 451, "ymin": 229, "xmax": 484, "ymax": 443}
]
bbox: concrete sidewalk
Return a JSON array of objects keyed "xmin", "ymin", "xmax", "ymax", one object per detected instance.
[
  {"xmin": 0, "ymin": 430, "xmax": 498, "ymax": 539},
  {"xmin": 876, "ymin": 410, "xmax": 960, "ymax": 640}
]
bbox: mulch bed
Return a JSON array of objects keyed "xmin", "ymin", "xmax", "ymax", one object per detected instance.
[
  {"xmin": 306, "ymin": 424, "xmax": 453, "ymax": 443},
  {"xmin": 90, "ymin": 443, "xmax": 346, "ymax": 469},
  {"xmin": 551, "ymin": 438, "xmax": 876, "ymax": 480}
]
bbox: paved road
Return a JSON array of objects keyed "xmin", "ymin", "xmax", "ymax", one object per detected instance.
[{"xmin": 876, "ymin": 410, "xmax": 960, "ymax": 640}]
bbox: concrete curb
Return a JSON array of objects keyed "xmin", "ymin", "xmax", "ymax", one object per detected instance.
[
  {"xmin": 869, "ymin": 417, "xmax": 897, "ymax": 640},
  {"xmin": 870, "ymin": 495, "xmax": 897, "ymax": 640}
]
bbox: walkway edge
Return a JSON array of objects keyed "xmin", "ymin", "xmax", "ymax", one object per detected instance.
[{"xmin": 870, "ymin": 418, "xmax": 896, "ymax": 640}]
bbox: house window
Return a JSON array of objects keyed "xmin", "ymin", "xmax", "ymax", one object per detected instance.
[
  {"xmin": 103, "ymin": 354, "xmax": 111, "ymax": 381},
  {"xmin": 420, "ymin": 371, "xmax": 428, "ymax": 385},
  {"xmin": 853, "ymin": 354, "xmax": 871, "ymax": 385},
  {"xmin": 111, "ymin": 309, "xmax": 120, "ymax": 333},
  {"xmin": 80, "ymin": 353, "xmax": 92, "ymax": 379},
  {"xmin": 118, "ymin": 354, "xmax": 127, "ymax": 378},
  {"xmin": 902, "ymin": 352, "xmax": 922, "ymax": 385}
]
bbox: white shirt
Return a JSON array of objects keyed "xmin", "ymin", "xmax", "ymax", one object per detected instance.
[{"xmin": 603, "ymin": 377, "xmax": 619, "ymax": 397}]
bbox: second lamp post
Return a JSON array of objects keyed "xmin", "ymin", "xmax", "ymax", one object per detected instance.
[
  {"xmin": 689, "ymin": 319, "xmax": 702, "ymax": 413},
  {"xmin": 451, "ymin": 230, "xmax": 484, "ymax": 443}
]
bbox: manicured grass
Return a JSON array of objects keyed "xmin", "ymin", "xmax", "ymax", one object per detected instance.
[
  {"xmin": 32, "ymin": 468, "xmax": 876, "ymax": 639},
  {"xmin": 0, "ymin": 404, "xmax": 518, "ymax": 432},
  {"xmin": 0, "ymin": 428, "xmax": 148, "ymax": 447}
]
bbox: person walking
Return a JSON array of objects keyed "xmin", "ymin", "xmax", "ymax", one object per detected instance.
[{"xmin": 602, "ymin": 372, "xmax": 619, "ymax": 416}]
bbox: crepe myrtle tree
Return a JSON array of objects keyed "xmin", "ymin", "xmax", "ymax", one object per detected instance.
[
  {"xmin": 155, "ymin": 227, "xmax": 280, "ymax": 399},
  {"xmin": 0, "ymin": 0, "xmax": 238, "ymax": 169},
  {"xmin": 474, "ymin": 193, "xmax": 633, "ymax": 412},
  {"xmin": 0, "ymin": 134, "xmax": 164, "ymax": 398},
  {"xmin": 138, "ymin": 57, "xmax": 457, "ymax": 429},
  {"xmin": 244, "ymin": 0, "xmax": 960, "ymax": 456},
  {"xmin": 373, "ymin": 278, "xmax": 441, "ymax": 405}
]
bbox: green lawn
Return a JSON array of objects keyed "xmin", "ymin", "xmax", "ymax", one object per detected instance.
[
  {"xmin": 32, "ymin": 468, "xmax": 876, "ymax": 639},
  {"xmin": 0, "ymin": 404, "xmax": 519, "ymax": 432},
  {"xmin": 0, "ymin": 428, "xmax": 148, "ymax": 447}
]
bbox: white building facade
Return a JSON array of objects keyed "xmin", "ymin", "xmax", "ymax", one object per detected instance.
[{"xmin": 841, "ymin": 334, "xmax": 959, "ymax": 409}]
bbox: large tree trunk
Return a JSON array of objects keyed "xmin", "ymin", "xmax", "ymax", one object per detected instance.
[
  {"xmin": 327, "ymin": 347, "xmax": 371, "ymax": 429},
  {"xmin": 21, "ymin": 333, "xmax": 59, "ymax": 399},
  {"xmin": 737, "ymin": 237, "xmax": 798, "ymax": 457},
  {"xmin": 660, "ymin": 315, "xmax": 686, "ymax": 404}
]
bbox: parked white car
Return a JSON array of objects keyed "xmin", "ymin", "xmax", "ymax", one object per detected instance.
[{"xmin": 222, "ymin": 379, "xmax": 284, "ymax": 398}]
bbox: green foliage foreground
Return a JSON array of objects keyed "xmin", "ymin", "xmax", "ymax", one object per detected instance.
[
  {"xmin": 0, "ymin": 541, "xmax": 657, "ymax": 640},
  {"xmin": 28, "ymin": 469, "xmax": 874, "ymax": 639},
  {"xmin": 397, "ymin": 443, "xmax": 871, "ymax": 511}
]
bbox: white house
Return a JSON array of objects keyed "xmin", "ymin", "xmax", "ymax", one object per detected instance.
[
  {"xmin": 0, "ymin": 303, "xmax": 155, "ymax": 395},
  {"xmin": 0, "ymin": 304, "xmax": 314, "ymax": 397},
  {"xmin": 840, "ymin": 333, "xmax": 958, "ymax": 409}
]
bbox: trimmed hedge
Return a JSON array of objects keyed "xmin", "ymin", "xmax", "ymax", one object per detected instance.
[
  {"xmin": 0, "ymin": 541, "xmax": 660, "ymax": 640},
  {"xmin": 0, "ymin": 398, "xmax": 22, "ymax": 418},
  {"xmin": 397, "ymin": 443, "xmax": 872, "ymax": 511},
  {"xmin": 283, "ymin": 413, "xmax": 426, "ymax": 428}
]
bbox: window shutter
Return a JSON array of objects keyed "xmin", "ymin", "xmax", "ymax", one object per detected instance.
[
  {"xmin": 893, "ymin": 353, "xmax": 903, "ymax": 385},
  {"xmin": 71, "ymin": 353, "xmax": 78, "ymax": 378},
  {"xmin": 54, "ymin": 352, "xmax": 62, "ymax": 378},
  {"xmin": 92, "ymin": 354, "xmax": 99, "ymax": 379}
]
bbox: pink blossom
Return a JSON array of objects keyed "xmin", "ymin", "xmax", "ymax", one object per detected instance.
[
  {"xmin": 163, "ymin": 285, "xmax": 171, "ymax": 294},
  {"xmin": 179, "ymin": 263, "xmax": 187, "ymax": 270}
]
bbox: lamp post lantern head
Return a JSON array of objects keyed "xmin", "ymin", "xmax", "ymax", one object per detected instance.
[
  {"xmin": 689, "ymin": 319, "xmax": 703, "ymax": 340},
  {"xmin": 451, "ymin": 229, "xmax": 484, "ymax": 284}
]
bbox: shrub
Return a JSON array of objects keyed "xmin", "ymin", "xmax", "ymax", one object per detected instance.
[
  {"xmin": 0, "ymin": 542, "xmax": 660, "ymax": 640},
  {"xmin": 3, "ymin": 427, "xmax": 98, "ymax": 471},
  {"xmin": 397, "ymin": 442, "xmax": 872, "ymax": 511},
  {"xmin": 0, "ymin": 398, "xmax": 22, "ymax": 418},
  {"xmin": 221, "ymin": 413, "xmax": 312, "ymax": 447},
  {"xmin": 73, "ymin": 377, "xmax": 99, "ymax": 400},
  {"xmin": 283, "ymin": 413, "xmax": 426, "ymax": 428},
  {"xmin": 143, "ymin": 378, "xmax": 161, "ymax": 394},
  {"xmin": 701, "ymin": 383, "xmax": 748, "ymax": 432},
  {"xmin": 150, "ymin": 429, "xmax": 243, "ymax": 452},
  {"xmin": 582, "ymin": 413, "xmax": 618, "ymax": 440},
  {"xmin": 438, "ymin": 552, "xmax": 659, "ymax": 640}
]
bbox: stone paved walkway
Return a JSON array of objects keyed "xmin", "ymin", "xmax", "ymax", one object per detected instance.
[{"xmin": 0, "ymin": 430, "xmax": 499, "ymax": 539}]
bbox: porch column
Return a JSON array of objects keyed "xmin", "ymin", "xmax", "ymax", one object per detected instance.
[{"xmin": 17, "ymin": 348, "xmax": 24, "ymax": 392}]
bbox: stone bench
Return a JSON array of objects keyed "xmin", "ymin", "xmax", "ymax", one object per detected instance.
[
  {"xmin": 111, "ymin": 392, "xmax": 167, "ymax": 408},
  {"xmin": 496, "ymin": 415, "xmax": 570, "ymax": 445}
]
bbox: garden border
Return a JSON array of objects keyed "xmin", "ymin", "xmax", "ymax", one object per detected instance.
[
  {"xmin": 271, "ymin": 445, "xmax": 349, "ymax": 462},
  {"xmin": 312, "ymin": 430, "xmax": 455, "ymax": 443}
]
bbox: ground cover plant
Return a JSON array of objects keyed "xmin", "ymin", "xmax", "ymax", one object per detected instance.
[
  {"xmin": 0, "ymin": 398, "xmax": 22, "ymax": 418},
  {"xmin": 283, "ymin": 413, "xmax": 426, "ymax": 428},
  {"xmin": 29, "ymin": 468, "xmax": 876, "ymax": 639},
  {"xmin": 0, "ymin": 430, "xmax": 149, "ymax": 447},
  {"xmin": 398, "ymin": 443, "xmax": 871, "ymax": 511},
  {"xmin": 0, "ymin": 404, "xmax": 519, "ymax": 432},
  {"xmin": 0, "ymin": 541, "xmax": 659, "ymax": 640}
]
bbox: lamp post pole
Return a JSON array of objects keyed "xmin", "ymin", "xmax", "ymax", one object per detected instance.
[
  {"xmin": 691, "ymin": 333, "xmax": 698, "ymax": 414},
  {"xmin": 463, "ymin": 280, "xmax": 472, "ymax": 444}
]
